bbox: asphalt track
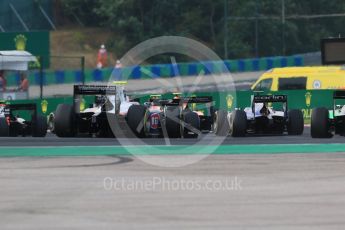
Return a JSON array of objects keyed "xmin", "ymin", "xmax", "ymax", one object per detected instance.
[
  {"xmin": 1, "ymin": 127, "xmax": 345, "ymax": 229},
  {"xmin": 0, "ymin": 127, "xmax": 344, "ymax": 147}
]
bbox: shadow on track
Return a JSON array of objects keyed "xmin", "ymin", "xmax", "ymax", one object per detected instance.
[{"xmin": 0, "ymin": 156, "xmax": 134, "ymax": 170}]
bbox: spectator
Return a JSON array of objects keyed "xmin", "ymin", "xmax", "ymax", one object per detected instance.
[
  {"xmin": 115, "ymin": 60, "xmax": 122, "ymax": 69},
  {"xmin": 17, "ymin": 73, "xmax": 29, "ymax": 91},
  {"xmin": 0, "ymin": 70, "xmax": 6, "ymax": 92},
  {"xmin": 97, "ymin": 44, "xmax": 107, "ymax": 69}
]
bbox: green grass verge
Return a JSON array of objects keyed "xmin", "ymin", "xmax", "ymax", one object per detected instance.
[{"xmin": 0, "ymin": 143, "xmax": 344, "ymax": 157}]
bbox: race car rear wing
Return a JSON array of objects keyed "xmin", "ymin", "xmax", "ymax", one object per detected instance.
[
  {"xmin": 6, "ymin": 103, "xmax": 36, "ymax": 111},
  {"xmin": 333, "ymin": 90, "xmax": 345, "ymax": 99},
  {"xmin": 2, "ymin": 103, "xmax": 37, "ymax": 120},
  {"xmin": 253, "ymin": 95, "xmax": 287, "ymax": 103},
  {"xmin": 158, "ymin": 96, "xmax": 213, "ymax": 106},
  {"xmin": 162, "ymin": 96, "xmax": 214, "ymax": 118},
  {"xmin": 73, "ymin": 85, "xmax": 118, "ymax": 113},
  {"xmin": 252, "ymin": 95, "xmax": 288, "ymax": 116},
  {"xmin": 169, "ymin": 96, "xmax": 213, "ymax": 105},
  {"xmin": 73, "ymin": 85, "xmax": 117, "ymax": 95},
  {"xmin": 333, "ymin": 91, "xmax": 345, "ymax": 114}
]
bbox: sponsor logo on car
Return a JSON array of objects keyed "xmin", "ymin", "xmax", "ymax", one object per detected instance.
[{"xmin": 150, "ymin": 113, "xmax": 160, "ymax": 129}]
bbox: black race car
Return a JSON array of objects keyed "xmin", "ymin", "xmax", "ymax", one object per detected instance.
[
  {"xmin": 214, "ymin": 94, "xmax": 304, "ymax": 136},
  {"xmin": 0, "ymin": 102, "xmax": 47, "ymax": 137},
  {"xmin": 126, "ymin": 96, "xmax": 214, "ymax": 138}
]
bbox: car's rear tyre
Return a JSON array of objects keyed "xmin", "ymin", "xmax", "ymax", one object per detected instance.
[
  {"xmin": 165, "ymin": 106, "xmax": 182, "ymax": 138},
  {"xmin": 183, "ymin": 111, "xmax": 200, "ymax": 138},
  {"xmin": 311, "ymin": 107, "xmax": 332, "ymax": 138},
  {"xmin": 214, "ymin": 110, "xmax": 229, "ymax": 136},
  {"xmin": 0, "ymin": 117, "xmax": 9, "ymax": 137},
  {"xmin": 127, "ymin": 105, "xmax": 146, "ymax": 137},
  {"xmin": 54, "ymin": 104, "xmax": 76, "ymax": 137},
  {"xmin": 32, "ymin": 115, "xmax": 48, "ymax": 137},
  {"xmin": 230, "ymin": 110, "xmax": 247, "ymax": 137},
  {"xmin": 287, "ymin": 109, "xmax": 304, "ymax": 135}
]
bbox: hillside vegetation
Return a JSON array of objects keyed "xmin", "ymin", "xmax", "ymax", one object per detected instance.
[
  {"xmin": 59, "ymin": 0, "xmax": 345, "ymax": 61},
  {"xmin": 50, "ymin": 27, "xmax": 117, "ymax": 69}
]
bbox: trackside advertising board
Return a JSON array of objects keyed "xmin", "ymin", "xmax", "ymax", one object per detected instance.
[
  {"xmin": 0, "ymin": 31, "xmax": 50, "ymax": 68},
  {"xmin": 9, "ymin": 90, "xmax": 336, "ymax": 121}
]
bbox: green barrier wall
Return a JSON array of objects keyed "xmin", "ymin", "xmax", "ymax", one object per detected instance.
[
  {"xmin": 9, "ymin": 90, "xmax": 335, "ymax": 120},
  {"xmin": 0, "ymin": 31, "xmax": 50, "ymax": 68}
]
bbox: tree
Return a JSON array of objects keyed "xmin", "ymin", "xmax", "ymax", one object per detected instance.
[{"xmin": 60, "ymin": 0, "xmax": 345, "ymax": 59}]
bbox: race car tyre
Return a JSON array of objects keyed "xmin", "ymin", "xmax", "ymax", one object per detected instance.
[
  {"xmin": 127, "ymin": 105, "xmax": 146, "ymax": 137},
  {"xmin": 0, "ymin": 117, "xmax": 9, "ymax": 137},
  {"xmin": 33, "ymin": 115, "xmax": 48, "ymax": 137},
  {"xmin": 214, "ymin": 110, "xmax": 230, "ymax": 136},
  {"xmin": 165, "ymin": 106, "xmax": 183, "ymax": 138},
  {"xmin": 311, "ymin": 107, "xmax": 332, "ymax": 138},
  {"xmin": 287, "ymin": 109, "xmax": 304, "ymax": 135},
  {"xmin": 54, "ymin": 104, "xmax": 76, "ymax": 137},
  {"xmin": 183, "ymin": 111, "xmax": 200, "ymax": 138},
  {"xmin": 229, "ymin": 110, "xmax": 247, "ymax": 137}
]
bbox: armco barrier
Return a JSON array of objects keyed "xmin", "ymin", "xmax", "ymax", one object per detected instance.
[
  {"xmin": 4, "ymin": 55, "xmax": 303, "ymax": 87},
  {"xmin": 10, "ymin": 89, "xmax": 334, "ymax": 121}
]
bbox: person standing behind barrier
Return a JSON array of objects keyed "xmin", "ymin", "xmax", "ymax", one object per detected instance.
[
  {"xmin": 113, "ymin": 60, "xmax": 123, "ymax": 80},
  {"xmin": 17, "ymin": 73, "xmax": 29, "ymax": 91},
  {"xmin": 115, "ymin": 60, "xmax": 122, "ymax": 69},
  {"xmin": 97, "ymin": 44, "xmax": 108, "ymax": 69},
  {"xmin": 0, "ymin": 70, "xmax": 6, "ymax": 92}
]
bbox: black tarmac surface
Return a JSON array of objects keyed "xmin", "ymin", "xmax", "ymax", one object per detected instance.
[{"xmin": 0, "ymin": 127, "xmax": 344, "ymax": 146}]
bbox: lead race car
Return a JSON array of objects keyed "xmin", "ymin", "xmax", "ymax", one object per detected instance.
[
  {"xmin": 311, "ymin": 90, "xmax": 345, "ymax": 138},
  {"xmin": 0, "ymin": 101, "xmax": 47, "ymax": 137},
  {"xmin": 126, "ymin": 94, "xmax": 214, "ymax": 138},
  {"xmin": 214, "ymin": 94, "xmax": 304, "ymax": 136},
  {"xmin": 53, "ymin": 82, "xmax": 139, "ymax": 137}
]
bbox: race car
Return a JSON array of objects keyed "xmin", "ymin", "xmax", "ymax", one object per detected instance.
[
  {"xmin": 214, "ymin": 94, "xmax": 304, "ymax": 136},
  {"xmin": 126, "ymin": 95, "xmax": 214, "ymax": 138},
  {"xmin": 311, "ymin": 90, "xmax": 345, "ymax": 138},
  {"xmin": 53, "ymin": 84, "xmax": 138, "ymax": 137},
  {"xmin": 0, "ymin": 102, "xmax": 47, "ymax": 137}
]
